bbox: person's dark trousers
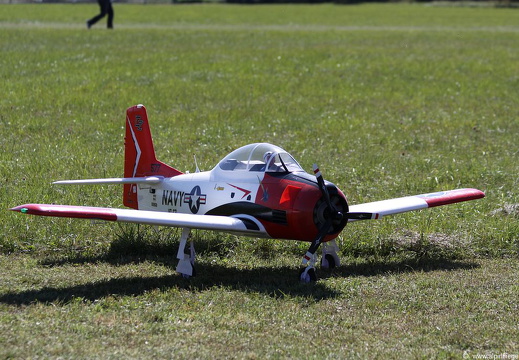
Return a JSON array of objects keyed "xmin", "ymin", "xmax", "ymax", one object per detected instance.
[{"xmin": 87, "ymin": 0, "xmax": 114, "ymax": 29}]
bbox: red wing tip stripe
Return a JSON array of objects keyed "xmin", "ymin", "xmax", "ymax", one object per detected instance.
[
  {"xmin": 419, "ymin": 188, "xmax": 485, "ymax": 207},
  {"xmin": 11, "ymin": 204, "xmax": 118, "ymax": 221}
]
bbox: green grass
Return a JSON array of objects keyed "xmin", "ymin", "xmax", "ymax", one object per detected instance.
[{"xmin": 1, "ymin": 3, "xmax": 518, "ymax": 358}]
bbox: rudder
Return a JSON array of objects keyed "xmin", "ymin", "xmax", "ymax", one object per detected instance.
[{"xmin": 124, "ymin": 104, "xmax": 182, "ymax": 209}]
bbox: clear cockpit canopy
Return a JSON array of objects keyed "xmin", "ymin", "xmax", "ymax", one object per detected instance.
[{"xmin": 217, "ymin": 143, "xmax": 303, "ymax": 173}]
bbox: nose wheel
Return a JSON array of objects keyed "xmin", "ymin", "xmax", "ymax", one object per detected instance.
[
  {"xmin": 297, "ymin": 164, "xmax": 341, "ymax": 283},
  {"xmin": 299, "ymin": 266, "xmax": 317, "ymax": 283},
  {"xmin": 297, "ymin": 164, "xmax": 346, "ymax": 283}
]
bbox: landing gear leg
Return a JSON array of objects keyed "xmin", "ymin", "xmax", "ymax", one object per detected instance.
[
  {"xmin": 176, "ymin": 228, "xmax": 196, "ymax": 278},
  {"xmin": 321, "ymin": 239, "xmax": 340, "ymax": 270},
  {"xmin": 299, "ymin": 251, "xmax": 318, "ymax": 283},
  {"xmin": 299, "ymin": 233, "xmax": 325, "ymax": 283}
]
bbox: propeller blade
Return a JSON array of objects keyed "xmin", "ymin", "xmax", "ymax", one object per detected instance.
[
  {"xmin": 312, "ymin": 163, "xmax": 344, "ymax": 224},
  {"xmin": 314, "ymin": 164, "xmax": 379, "ymax": 222},
  {"xmin": 302, "ymin": 163, "xmax": 349, "ymax": 270},
  {"xmin": 312, "ymin": 164, "xmax": 333, "ymax": 209}
]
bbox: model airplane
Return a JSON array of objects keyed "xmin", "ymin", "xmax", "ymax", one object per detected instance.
[{"xmin": 11, "ymin": 105, "xmax": 485, "ymax": 282}]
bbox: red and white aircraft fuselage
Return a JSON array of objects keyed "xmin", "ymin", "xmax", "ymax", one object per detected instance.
[{"xmin": 11, "ymin": 104, "xmax": 485, "ymax": 282}]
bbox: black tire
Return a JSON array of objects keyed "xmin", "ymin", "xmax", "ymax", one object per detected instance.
[
  {"xmin": 322, "ymin": 254, "xmax": 336, "ymax": 270},
  {"xmin": 299, "ymin": 267, "xmax": 317, "ymax": 283}
]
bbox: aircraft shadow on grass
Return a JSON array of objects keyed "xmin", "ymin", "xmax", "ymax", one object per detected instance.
[{"xmin": 0, "ymin": 249, "xmax": 479, "ymax": 306}]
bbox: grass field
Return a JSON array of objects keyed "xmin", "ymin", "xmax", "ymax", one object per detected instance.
[{"xmin": 1, "ymin": 3, "xmax": 518, "ymax": 358}]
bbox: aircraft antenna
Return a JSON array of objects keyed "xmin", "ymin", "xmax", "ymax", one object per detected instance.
[{"xmin": 194, "ymin": 155, "xmax": 200, "ymax": 173}]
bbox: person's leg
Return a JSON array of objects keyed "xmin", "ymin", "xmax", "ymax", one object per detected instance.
[
  {"xmin": 106, "ymin": 1, "xmax": 114, "ymax": 29},
  {"xmin": 87, "ymin": 0, "xmax": 108, "ymax": 28}
]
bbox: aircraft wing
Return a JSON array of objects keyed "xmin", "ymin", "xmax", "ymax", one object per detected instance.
[
  {"xmin": 10, "ymin": 204, "xmax": 268, "ymax": 237},
  {"xmin": 348, "ymin": 188, "xmax": 484, "ymax": 221}
]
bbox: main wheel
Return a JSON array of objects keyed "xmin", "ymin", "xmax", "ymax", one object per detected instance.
[
  {"xmin": 299, "ymin": 267, "xmax": 317, "ymax": 283},
  {"xmin": 321, "ymin": 254, "xmax": 336, "ymax": 270}
]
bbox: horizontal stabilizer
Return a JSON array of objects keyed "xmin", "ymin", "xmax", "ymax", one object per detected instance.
[{"xmin": 53, "ymin": 177, "xmax": 165, "ymax": 185}]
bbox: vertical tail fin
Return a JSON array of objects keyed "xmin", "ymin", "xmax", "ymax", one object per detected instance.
[{"xmin": 124, "ymin": 104, "xmax": 182, "ymax": 209}]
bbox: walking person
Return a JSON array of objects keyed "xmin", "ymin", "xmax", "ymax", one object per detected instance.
[{"xmin": 86, "ymin": 0, "xmax": 114, "ymax": 29}]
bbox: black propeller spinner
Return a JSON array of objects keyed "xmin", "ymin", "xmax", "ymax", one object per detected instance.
[
  {"xmin": 308, "ymin": 164, "xmax": 377, "ymax": 256},
  {"xmin": 301, "ymin": 163, "xmax": 372, "ymax": 282},
  {"xmin": 312, "ymin": 164, "xmax": 346, "ymax": 236}
]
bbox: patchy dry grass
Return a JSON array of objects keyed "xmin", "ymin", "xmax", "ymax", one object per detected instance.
[{"xmin": 491, "ymin": 203, "xmax": 519, "ymax": 217}]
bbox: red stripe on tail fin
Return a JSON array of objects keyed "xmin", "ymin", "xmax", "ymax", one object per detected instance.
[{"xmin": 124, "ymin": 105, "xmax": 182, "ymax": 209}]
